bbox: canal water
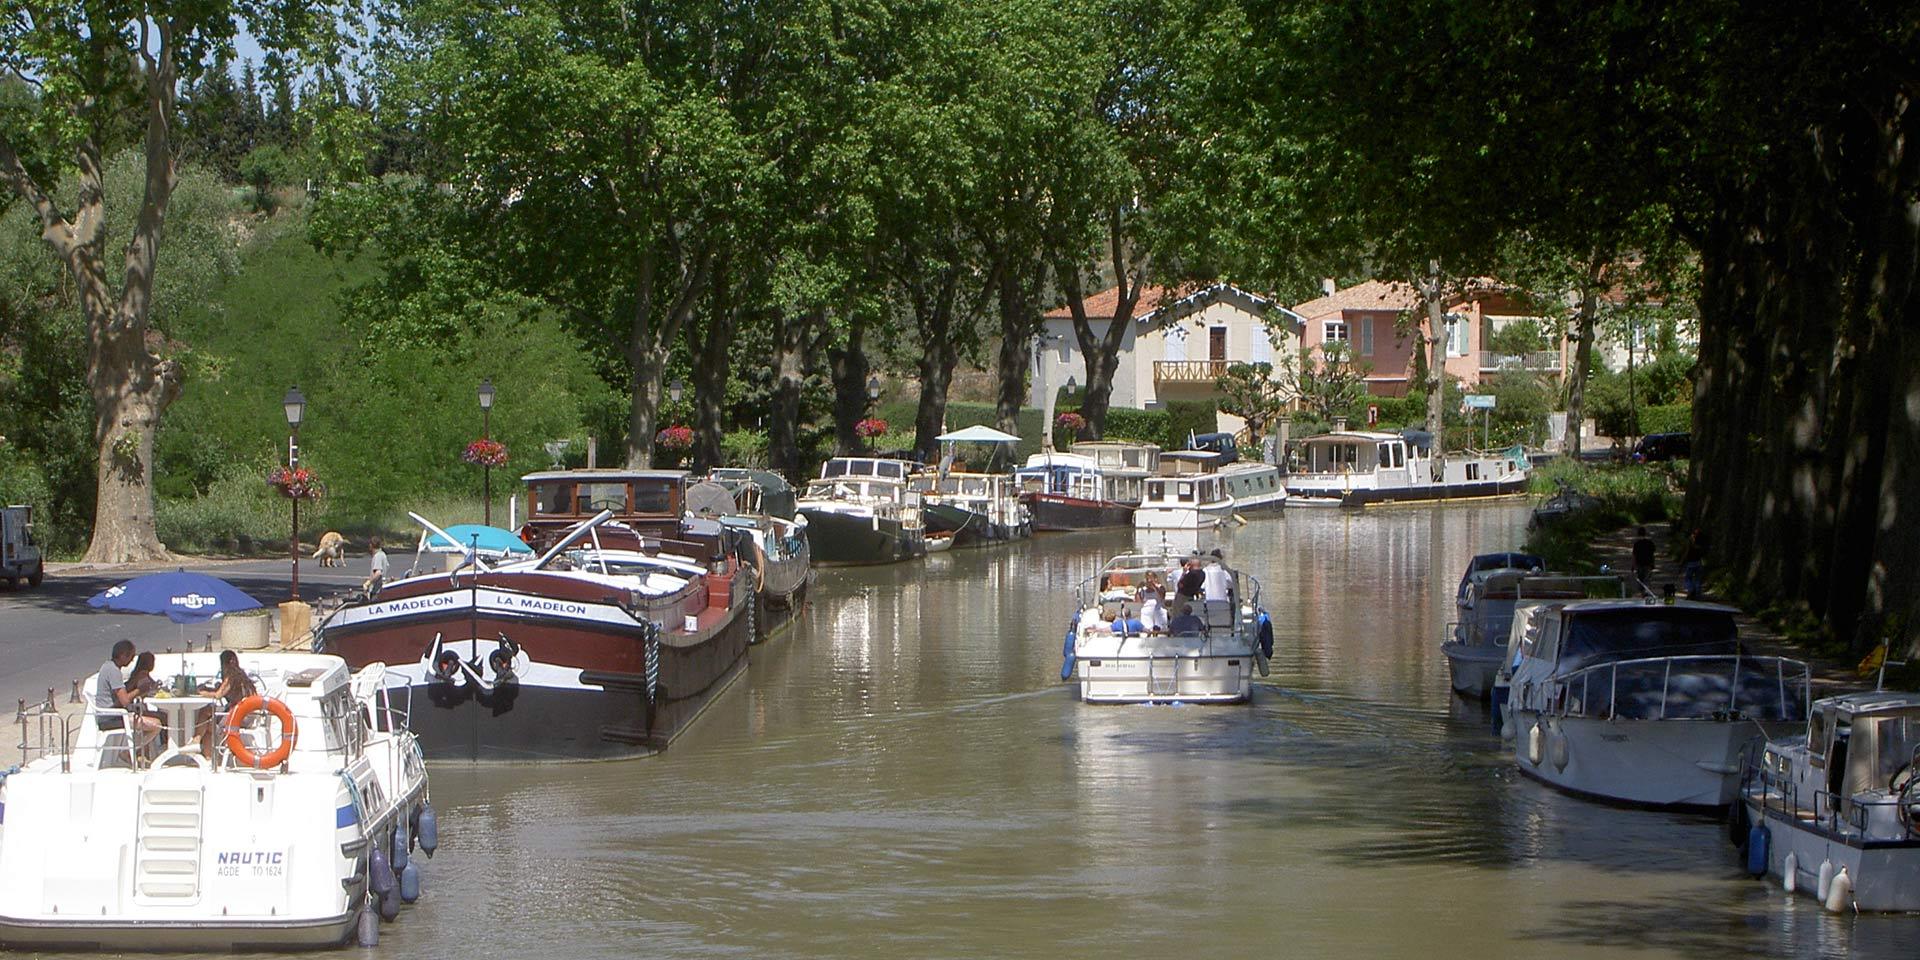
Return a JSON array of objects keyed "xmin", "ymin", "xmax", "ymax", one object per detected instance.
[{"xmin": 326, "ymin": 505, "xmax": 1912, "ymax": 957}]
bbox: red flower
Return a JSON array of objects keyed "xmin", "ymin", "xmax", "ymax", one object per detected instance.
[
  {"xmin": 267, "ymin": 465, "xmax": 325, "ymax": 500},
  {"xmin": 855, "ymin": 417, "xmax": 888, "ymax": 438},
  {"xmin": 655, "ymin": 425, "xmax": 695, "ymax": 450},
  {"xmin": 1055, "ymin": 412, "xmax": 1087, "ymax": 431},
  {"xmin": 463, "ymin": 438, "xmax": 510, "ymax": 467}
]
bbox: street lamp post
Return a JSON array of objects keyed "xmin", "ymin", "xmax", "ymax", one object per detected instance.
[
  {"xmin": 282, "ymin": 386, "xmax": 305, "ymax": 601},
  {"xmin": 866, "ymin": 375, "xmax": 880, "ymax": 453},
  {"xmin": 477, "ymin": 379, "xmax": 495, "ymax": 525}
]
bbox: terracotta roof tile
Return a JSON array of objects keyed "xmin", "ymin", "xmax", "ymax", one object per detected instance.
[
  {"xmin": 1288, "ymin": 280, "xmax": 1421, "ymax": 319},
  {"xmin": 1043, "ymin": 283, "xmax": 1180, "ymax": 320}
]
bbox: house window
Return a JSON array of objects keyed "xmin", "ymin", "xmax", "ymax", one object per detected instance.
[
  {"xmin": 1324, "ymin": 321, "xmax": 1349, "ymax": 344},
  {"xmin": 1446, "ymin": 317, "xmax": 1470, "ymax": 357},
  {"xmin": 1058, "ymin": 339, "xmax": 1070, "ymax": 363},
  {"xmin": 1359, "ymin": 317, "xmax": 1374, "ymax": 356}
]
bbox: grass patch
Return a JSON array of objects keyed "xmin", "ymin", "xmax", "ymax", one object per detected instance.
[{"xmin": 1524, "ymin": 458, "xmax": 1686, "ymax": 572}]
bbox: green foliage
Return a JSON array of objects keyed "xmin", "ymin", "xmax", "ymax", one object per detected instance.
[
  {"xmin": 1213, "ymin": 361, "xmax": 1289, "ymax": 440},
  {"xmin": 1293, "ymin": 342, "xmax": 1370, "ymax": 422},
  {"xmin": 1099, "ymin": 407, "xmax": 1168, "ymax": 446},
  {"xmin": 1637, "ymin": 403, "xmax": 1692, "ymax": 436},
  {"xmin": 1525, "ymin": 459, "xmax": 1686, "ymax": 572},
  {"xmin": 1486, "ymin": 318, "xmax": 1549, "ymax": 356},
  {"xmin": 1585, "ymin": 354, "xmax": 1696, "ymax": 438},
  {"xmin": 238, "ymin": 144, "xmax": 298, "ymax": 213},
  {"xmin": 1164, "ymin": 400, "xmax": 1219, "ymax": 449},
  {"xmin": 720, "ymin": 430, "xmax": 769, "ymax": 468}
]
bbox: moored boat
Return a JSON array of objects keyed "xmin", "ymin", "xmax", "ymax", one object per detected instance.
[
  {"xmin": 0, "ymin": 652, "xmax": 431, "ymax": 950},
  {"xmin": 796, "ymin": 457, "xmax": 928, "ymax": 565},
  {"xmin": 317, "ymin": 469, "xmax": 755, "ymax": 761},
  {"xmin": 701, "ymin": 468, "xmax": 812, "ymax": 641},
  {"xmin": 1737, "ymin": 691, "xmax": 1920, "ymax": 912},
  {"xmin": 1016, "ymin": 440, "xmax": 1160, "ymax": 531},
  {"xmin": 1285, "ymin": 430, "xmax": 1529, "ymax": 507},
  {"xmin": 1059, "ymin": 550, "xmax": 1272, "ymax": 703},
  {"xmin": 912, "ymin": 471, "xmax": 1030, "ymax": 547},
  {"xmin": 1134, "ymin": 464, "xmax": 1235, "ymax": 530},
  {"xmin": 1507, "ymin": 599, "xmax": 1809, "ymax": 809}
]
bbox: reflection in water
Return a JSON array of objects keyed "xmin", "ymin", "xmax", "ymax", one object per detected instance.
[{"xmin": 101, "ymin": 503, "xmax": 1916, "ymax": 960}]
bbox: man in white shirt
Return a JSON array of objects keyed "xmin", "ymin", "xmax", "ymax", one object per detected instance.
[
  {"xmin": 364, "ymin": 536, "xmax": 390, "ymax": 594},
  {"xmin": 1202, "ymin": 550, "xmax": 1232, "ymax": 602}
]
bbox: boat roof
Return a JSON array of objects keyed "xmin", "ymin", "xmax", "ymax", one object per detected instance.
[
  {"xmin": 522, "ymin": 469, "xmax": 690, "ymax": 482},
  {"xmin": 1820, "ymin": 690, "xmax": 1920, "ymax": 717},
  {"xmin": 1068, "ymin": 440, "xmax": 1160, "ymax": 451},
  {"xmin": 1019, "ymin": 453, "xmax": 1098, "ymax": 470},
  {"xmin": 936, "ymin": 425, "xmax": 1020, "ymax": 443},
  {"xmin": 1298, "ymin": 431, "xmax": 1404, "ymax": 443},
  {"xmin": 1559, "ymin": 598, "xmax": 1740, "ymax": 615}
]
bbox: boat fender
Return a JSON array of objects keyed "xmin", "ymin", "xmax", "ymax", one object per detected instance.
[
  {"xmin": 1256, "ymin": 613, "xmax": 1274, "ymax": 659},
  {"xmin": 1745, "ymin": 825, "xmax": 1769, "ymax": 878},
  {"xmin": 1825, "ymin": 867, "xmax": 1852, "ymax": 913},
  {"xmin": 1490, "ymin": 686, "xmax": 1508, "ymax": 737},
  {"xmin": 1527, "ymin": 723, "xmax": 1544, "ymax": 766},
  {"xmin": 1782, "ymin": 852, "xmax": 1798, "ymax": 894},
  {"xmin": 399, "ymin": 860, "xmax": 421, "ymax": 903},
  {"xmin": 380, "ymin": 885, "xmax": 401, "ymax": 921},
  {"xmin": 1816, "ymin": 860, "xmax": 1834, "ymax": 902},
  {"xmin": 393, "ymin": 818, "xmax": 410, "ymax": 872},
  {"xmin": 418, "ymin": 803, "xmax": 439, "ymax": 856},
  {"xmin": 1549, "ymin": 725, "xmax": 1570, "ymax": 772},
  {"xmin": 432, "ymin": 650, "xmax": 462, "ymax": 682},
  {"xmin": 1060, "ymin": 623, "xmax": 1077, "ymax": 682},
  {"xmin": 1727, "ymin": 800, "xmax": 1751, "ymax": 848},
  {"xmin": 409, "ymin": 803, "xmax": 422, "ymax": 840},
  {"xmin": 356, "ymin": 902, "xmax": 380, "ymax": 947},
  {"xmin": 371, "ymin": 847, "xmax": 396, "ymax": 896}
]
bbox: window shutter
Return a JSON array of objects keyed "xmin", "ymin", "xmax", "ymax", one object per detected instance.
[
  {"xmin": 1251, "ymin": 322, "xmax": 1272, "ymax": 365},
  {"xmin": 1164, "ymin": 325, "xmax": 1188, "ymax": 361},
  {"xmin": 1360, "ymin": 317, "xmax": 1374, "ymax": 356}
]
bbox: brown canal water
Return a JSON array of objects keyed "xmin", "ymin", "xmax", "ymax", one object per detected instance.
[{"xmin": 331, "ymin": 504, "xmax": 1912, "ymax": 957}]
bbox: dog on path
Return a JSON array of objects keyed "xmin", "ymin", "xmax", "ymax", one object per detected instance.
[{"xmin": 312, "ymin": 531, "xmax": 347, "ymax": 567}]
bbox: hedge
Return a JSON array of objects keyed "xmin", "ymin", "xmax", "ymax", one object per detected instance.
[{"xmin": 1638, "ymin": 403, "xmax": 1692, "ymax": 436}]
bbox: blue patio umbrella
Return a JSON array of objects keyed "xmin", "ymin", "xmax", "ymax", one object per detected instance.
[
  {"xmin": 87, "ymin": 569, "xmax": 264, "ymax": 624},
  {"xmin": 423, "ymin": 524, "xmax": 533, "ymax": 556}
]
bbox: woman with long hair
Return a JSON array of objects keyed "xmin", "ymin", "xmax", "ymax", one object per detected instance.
[{"xmin": 198, "ymin": 651, "xmax": 259, "ymax": 761}]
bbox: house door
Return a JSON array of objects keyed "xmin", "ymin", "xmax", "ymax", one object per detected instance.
[{"xmin": 1209, "ymin": 327, "xmax": 1227, "ymax": 362}]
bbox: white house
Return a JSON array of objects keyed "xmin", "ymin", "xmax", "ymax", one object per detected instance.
[{"xmin": 1030, "ymin": 283, "xmax": 1307, "ymax": 436}]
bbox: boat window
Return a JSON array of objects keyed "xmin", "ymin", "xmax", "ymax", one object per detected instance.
[
  {"xmin": 531, "ymin": 483, "xmax": 571, "ymax": 515},
  {"xmin": 632, "ymin": 481, "xmax": 676, "ymax": 514},
  {"xmin": 1391, "ymin": 443, "xmax": 1405, "ymax": 468},
  {"xmin": 1872, "ymin": 715, "xmax": 1920, "ymax": 787},
  {"xmin": 1807, "ymin": 710, "xmax": 1829, "ymax": 762},
  {"xmin": 1558, "ymin": 608, "xmax": 1739, "ymax": 669},
  {"xmin": 879, "ymin": 461, "xmax": 903, "ymax": 479},
  {"xmin": 1467, "ymin": 462, "xmax": 1481, "ymax": 481},
  {"xmin": 1177, "ymin": 482, "xmax": 1194, "ymax": 503},
  {"xmin": 1149, "ymin": 480, "xmax": 1166, "ymax": 500},
  {"xmin": 576, "ymin": 482, "xmax": 628, "ymax": 513},
  {"xmin": 823, "ymin": 460, "xmax": 850, "ymax": 478},
  {"xmin": 1123, "ymin": 450, "xmax": 1142, "ymax": 467}
]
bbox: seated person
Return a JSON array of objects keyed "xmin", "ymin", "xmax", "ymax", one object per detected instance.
[
  {"xmin": 1167, "ymin": 603, "xmax": 1206, "ymax": 635},
  {"xmin": 198, "ymin": 650, "xmax": 259, "ymax": 760},
  {"xmin": 1109, "ymin": 610, "xmax": 1148, "ymax": 636},
  {"xmin": 94, "ymin": 640, "xmax": 162, "ymax": 743},
  {"xmin": 1079, "ymin": 607, "xmax": 1113, "ymax": 634}
]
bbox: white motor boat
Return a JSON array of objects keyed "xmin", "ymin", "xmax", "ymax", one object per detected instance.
[
  {"xmin": 1738, "ymin": 691, "xmax": 1920, "ymax": 912},
  {"xmin": 1059, "ymin": 551, "xmax": 1272, "ymax": 703},
  {"xmin": 1507, "ymin": 599, "xmax": 1809, "ymax": 809},
  {"xmin": 1284, "ymin": 430, "xmax": 1529, "ymax": 507},
  {"xmin": 0, "ymin": 653, "xmax": 432, "ymax": 950},
  {"xmin": 1443, "ymin": 567, "xmax": 1629, "ymax": 699}
]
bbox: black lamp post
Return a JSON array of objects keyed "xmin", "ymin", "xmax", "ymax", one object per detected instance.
[
  {"xmin": 866, "ymin": 375, "xmax": 880, "ymax": 453},
  {"xmin": 669, "ymin": 378, "xmax": 685, "ymax": 407},
  {"xmin": 283, "ymin": 386, "xmax": 305, "ymax": 601},
  {"xmin": 478, "ymin": 379, "xmax": 495, "ymax": 525}
]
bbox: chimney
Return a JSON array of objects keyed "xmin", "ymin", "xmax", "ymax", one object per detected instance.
[
  {"xmin": 587, "ymin": 436, "xmax": 598, "ymax": 468},
  {"xmin": 1321, "ymin": 277, "xmax": 1337, "ymax": 296},
  {"xmin": 1333, "ymin": 416, "xmax": 1348, "ymax": 433}
]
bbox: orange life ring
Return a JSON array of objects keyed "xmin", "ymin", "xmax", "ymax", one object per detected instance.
[{"xmin": 224, "ymin": 695, "xmax": 298, "ymax": 769}]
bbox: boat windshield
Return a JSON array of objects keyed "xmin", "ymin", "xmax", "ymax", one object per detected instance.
[
  {"xmin": 1869, "ymin": 713, "xmax": 1920, "ymax": 788},
  {"xmin": 1559, "ymin": 607, "xmax": 1738, "ymax": 669}
]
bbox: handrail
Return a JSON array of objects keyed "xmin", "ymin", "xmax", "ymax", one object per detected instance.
[{"xmin": 1543, "ymin": 653, "xmax": 1810, "ymax": 722}]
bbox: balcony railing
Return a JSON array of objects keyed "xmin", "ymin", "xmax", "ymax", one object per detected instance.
[
  {"xmin": 1153, "ymin": 360, "xmax": 1232, "ymax": 382},
  {"xmin": 1478, "ymin": 351, "xmax": 1564, "ymax": 373}
]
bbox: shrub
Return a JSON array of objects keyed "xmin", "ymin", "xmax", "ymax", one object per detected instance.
[
  {"xmin": 1638, "ymin": 403, "xmax": 1692, "ymax": 436},
  {"xmin": 1524, "ymin": 459, "xmax": 1685, "ymax": 572},
  {"xmin": 1100, "ymin": 407, "xmax": 1168, "ymax": 445},
  {"xmin": 720, "ymin": 429, "xmax": 768, "ymax": 467},
  {"xmin": 1164, "ymin": 400, "xmax": 1219, "ymax": 448}
]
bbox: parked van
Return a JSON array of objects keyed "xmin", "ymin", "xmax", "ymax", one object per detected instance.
[{"xmin": 2, "ymin": 505, "xmax": 44, "ymax": 588}]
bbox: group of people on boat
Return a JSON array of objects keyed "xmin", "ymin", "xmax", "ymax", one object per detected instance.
[
  {"xmin": 1085, "ymin": 550, "xmax": 1234, "ymax": 636},
  {"xmin": 91, "ymin": 638, "xmax": 257, "ymax": 763}
]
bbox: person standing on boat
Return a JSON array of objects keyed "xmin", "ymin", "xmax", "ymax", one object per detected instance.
[
  {"xmin": 363, "ymin": 536, "xmax": 389, "ymax": 595},
  {"xmin": 1631, "ymin": 527, "xmax": 1656, "ymax": 589},
  {"xmin": 1177, "ymin": 559, "xmax": 1206, "ymax": 602},
  {"xmin": 1202, "ymin": 549, "xmax": 1232, "ymax": 603}
]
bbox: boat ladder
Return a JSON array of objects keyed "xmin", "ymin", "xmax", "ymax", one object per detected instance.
[
  {"xmin": 1147, "ymin": 656, "xmax": 1179, "ymax": 698},
  {"xmin": 135, "ymin": 769, "xmax": 205, "ymax": 903}
]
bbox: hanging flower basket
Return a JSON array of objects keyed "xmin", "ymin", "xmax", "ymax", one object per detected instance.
[
  {"xmin": 462, "ymin": 438, "xmax": 510, "ymax": 467},
  {"xmin": 655, "ymin": 425, "xmax": 695, "ymax": 450},
  {"xmin": 854, "ymin": 417, "xmax": 888, "ymax": 439},
  {"xmin": 267, "ymin": 465, "xmax": 325, "ymax": 500},
  {"xmin": 1055, "ymin": 411, "xmax": 1087, "ymax": 432}
]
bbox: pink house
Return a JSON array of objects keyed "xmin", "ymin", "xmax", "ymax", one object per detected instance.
[{"xmin": 1290, "ymin": 279, "xmax": 1554, "ymax": 397}]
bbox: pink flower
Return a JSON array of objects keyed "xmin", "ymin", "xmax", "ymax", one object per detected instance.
[
  {"xmin": 655, "ymin": 425, "xmax": 695, "ymax": 450},
  {"xmin": 1056, "ymin": 412, "xmax": 1087, "ymax": 431},
  {"xmin": 462, "ymin": 438, "xmax": 510, "ymax": 467},
  {"xmin": 267, "ymin": 465, "xmax": 325, "ymax": 500},
  {"xmin": 855, "ymin": 418, "xmax": 888, "ymax": 438}
]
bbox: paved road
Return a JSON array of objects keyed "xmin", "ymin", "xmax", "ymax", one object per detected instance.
[{"xmin": 0, "ymin": 557, "xmax": 367, "ymax": 728}]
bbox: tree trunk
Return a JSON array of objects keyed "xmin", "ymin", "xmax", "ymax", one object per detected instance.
[
  {"xmin": 689, "ymin": 311, "xmax": 732, "ymax": 472},
  {"xmin": 623, "ymin": 244, "xmax": 711, "ymax": 469},
  {"xmin": 910, "ymin": 270, "xmax": 960, "ymax": 463},
  {"xmin": 1420, "ymin": 272, "xmax": 1447, "ymax": 478},
  {"xmin": 1563, "ymin": 252, "xmax": 1606, "ymax": 460},
  {"xmin": 1060, "ymin": 259, "xmax": 1140, "ymax": 441},
  {"xmin": 993, "ymin": 260, "xmax": 1047, "ymax": 443},
  {"xmin": 829, "ymin": 315, "xmax": 870, "ymax": 456},
  {"xmin": 767, "ymin": 308, "xmax": 817, "ymax": 480},
  {"xmin": 85, "ymin": 329, "xmax": 178, "ymax": 563}
]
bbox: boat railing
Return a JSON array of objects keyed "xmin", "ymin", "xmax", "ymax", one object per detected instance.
[
  {"xmin": 1543, "ymin": 654, "xmax": 1810, "ymax": 722},
  {"xmin": 1746, "ymin": 759, "xmax": 1895, "ymax": 837}
]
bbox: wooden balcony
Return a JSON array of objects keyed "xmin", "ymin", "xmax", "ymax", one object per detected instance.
[{"xmin": 1153, "ymin": 360, "xmax": 1232, "ymax": 382}]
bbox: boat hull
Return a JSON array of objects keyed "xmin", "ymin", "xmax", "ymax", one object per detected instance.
[
  {"xmin": 1510, "ymin": 710, "xmax": 1789, "ymax": 809},
  {"xmin": 1441, "ymin": 641, "xmax": 1503, "ymax": 698},
  {"xmin": 798, "ymin": 507, "xmax": 925, "ymax": 565},
  {"xmin": 1744, "ymin": 799, "xmax": 1920, "ymax": 912},
  {"xmin": 923, "ymin": 503, "xmax": 1030, "ymax": 547},
  {"xmin": 1074, "ymin": 653, "xmax": 1254, "ymax": 703},
  {"xmin": 1023, "ymin": 493, "xmax": 1134, "ymax": 531},
  {"xmin": 1286, "ymin": 474, "xmax": 1531, "ymax": 508},
  {"xmin": 319, "ymin": 582, "xmax": 752, "ymax": 761},
  {"xmin": 0, "ymin": 911, "xmax": 360, "ymax": 952}
]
